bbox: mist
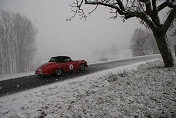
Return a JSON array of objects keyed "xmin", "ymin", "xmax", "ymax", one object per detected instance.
[{"xmin": 0, "ymin": 0, "xmax": 142, "ymax": 63}]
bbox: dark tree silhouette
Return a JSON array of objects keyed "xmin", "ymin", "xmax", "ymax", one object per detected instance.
[{"xmin": 68, "ymin": 0, "xmax": 176, "ymax": 67}]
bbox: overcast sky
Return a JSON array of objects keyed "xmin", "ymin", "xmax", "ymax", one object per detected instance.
[{"xmin": 0, "ymin": 0, "xmax": 142, "ymax": 62}]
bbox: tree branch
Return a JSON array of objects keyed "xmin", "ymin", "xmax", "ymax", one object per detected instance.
[
  {"xmin": 127, "ymin": 11, "xmax": 157, "ymax": 31},
  {"xmin": 145, "ymin": 0, "xmax": 161, "ymax": 27},
  {"xmin": 162, "ymin": 7, "xmax": 176, "ymax": 34},
  {"xmin": 145, "ymin": 0, "xmax": 152, "ymax": 14},
  {"xmin": 85, "ymin": 0, "xmax": 126, "ymax": 17},
  {"xmin": 67, "ymin": 0, "xmax": 86, "ymax": 21},
  {"xmin": 85, "ymin": 0, "xmax": 157, "ymax": 31},
  {"xmin": 158, "ymin": 2, "xmax": 168, "ymax": 11},
  {"xmin": 116, "ymin": 0, "xmax": 125, "ymax": 11},
  {"xmin": 85, "ymin": 0, "xmax": 120, "ymax": 11},
  {"xmin": 167, "ymin": 0, "xmax": 176, "ymax": 8},
  {"xmin": 88, "ymin": 4, "xmax": 98, "ymax": 15},
  {"xmin": 152, "ymin": 0, "xmax": 157, "ymax": 11}
]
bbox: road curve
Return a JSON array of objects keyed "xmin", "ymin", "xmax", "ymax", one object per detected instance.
[{"xmin": 0, "ymin": 55, "xmax": 160, "ymax": 97}]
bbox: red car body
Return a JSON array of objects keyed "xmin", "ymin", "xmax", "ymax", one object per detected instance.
[{"xmin": 35, "ymin": 56, "xmax": 88, "ymax": 75}]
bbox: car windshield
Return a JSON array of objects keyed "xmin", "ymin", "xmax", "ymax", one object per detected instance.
[
  {"xmin": 49, "ymin": 58, "xmax": 57, "ymax": 62},
  {"xmin": 49, "ymin": 57, "xmax": 72, "ymax": 63}
]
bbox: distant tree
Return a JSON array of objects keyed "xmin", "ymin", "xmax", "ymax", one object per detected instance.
[
  {"xmin": 68, "ymin": 0, "xmax": 176, "ymax": 67},
  {"xmin": 92, "ymin": 43, "xmax": 119, "ymax": 62},
  {"xmin": 130, "ymin": 28, "xmax": 159, "ymax": 56},
  {"xmin": 0, "ymin": 11, "xmax": 37, "ymax": 74},
  {"xmin": 167, "ymin": 19, "xmax": 176, "ymax": 51},
  {"xmin": 171, "ymin": 19, "xmax": 176, "ymax": 36}
]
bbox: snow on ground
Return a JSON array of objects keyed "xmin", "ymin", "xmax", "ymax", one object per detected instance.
[
  {"xmin": 0, "ymin": 71, "xmax": 35, "ymax": 81},
  {"xmin": 0, "ymin": 59, "xmax": 176, "ymax": 118},
  {"xmin": 89, "ymin": 54, "xmax": 160, "ymax": 65}
]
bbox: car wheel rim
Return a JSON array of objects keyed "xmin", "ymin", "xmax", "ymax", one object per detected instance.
[
  {"xmin": 80, "ymin": 64, "xmax": 85, "ymax": 70},
  {"xmin": 55, "ymin": 69, "xmax": 61, "ymax": 76}
]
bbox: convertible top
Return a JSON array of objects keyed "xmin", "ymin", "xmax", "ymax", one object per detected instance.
[
  {"xmin": 49, "ymin": 56, "xmax": 71, "ymax": 63},
  {"xmin": 52, "ymin": 56, "xmax": 70, "ymax": 59}
]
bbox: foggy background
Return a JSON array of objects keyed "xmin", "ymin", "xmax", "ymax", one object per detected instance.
[{"xmin": 0, "ymin": 0, "xmax": 143, "ymax": 64}]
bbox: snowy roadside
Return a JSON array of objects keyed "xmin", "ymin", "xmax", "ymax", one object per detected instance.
[
  {"xmin": 0, "ymin": 71, "xmax": 35, "ymax": 81},
  {"xmin": 0, "ymin": 59, "xmax": 175, "ymax": 118},
  {"xmin": 89, "ymin": 54, "xmax": 160, "ymax": 65}
]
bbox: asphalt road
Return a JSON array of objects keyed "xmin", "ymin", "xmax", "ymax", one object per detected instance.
[{"xmin": 0, "ymin": 55, "xmax": 160, "ymax": 97}]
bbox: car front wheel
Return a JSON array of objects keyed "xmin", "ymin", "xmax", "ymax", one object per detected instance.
[
  {"xmin": 80, "ymin": 64, "xmax": 86, "ymax": 71},
  {"xmin": 54, "ymin": 68, "xmax": 62, "ymax": 76}
]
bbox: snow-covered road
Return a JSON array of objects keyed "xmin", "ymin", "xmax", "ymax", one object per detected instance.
[
  {"xmin": 0, "ymin": 54, "xmax": 160, "ymax": 97},
  {"xmin": 0, "ymin": 56, "xmax": 175, "ymax": 118}
]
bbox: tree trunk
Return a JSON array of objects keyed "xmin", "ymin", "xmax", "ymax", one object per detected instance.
[{"xmin": 155, "ymin": 34, "xmax": 175, "ymax": 67}]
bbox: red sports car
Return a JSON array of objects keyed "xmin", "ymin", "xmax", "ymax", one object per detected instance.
[{"xmin": 35, "ymin": 56, "xmax": 88, "ymax": 76}]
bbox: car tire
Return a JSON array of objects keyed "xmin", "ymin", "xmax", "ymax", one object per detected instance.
[
  {"xmin": 80, "ymin": 63, "xmax": 86, "ymax": 71},
  {"xmin": 54, "ymin": 68, "xmax": 62, "ymax": 76},
  {"xmin": 36, "ymin": 74, "xmax": 43, "ymax": 78}
]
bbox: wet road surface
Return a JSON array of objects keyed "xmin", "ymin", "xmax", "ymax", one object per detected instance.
[{"xmin": 0, "ymin": 55, "xmax": 160, "ymax": 97}]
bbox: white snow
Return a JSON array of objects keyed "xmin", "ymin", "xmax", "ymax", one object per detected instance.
[
  {"xmin": 88, "ymin": 54, "xmax": 160, "ymax": 65},
  {"xmin": 0, "ymin": 58, "xmax": 175, "ymax": 118},
  {"xmin": 0, "ymin": 71, "xmax": 35, "ymax": 81}
]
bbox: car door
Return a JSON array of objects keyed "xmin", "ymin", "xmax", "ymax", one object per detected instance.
[
  {"xmin": 63, "ymin": 58, "xmax": 76, "ymax": 71},
  {"xmin": 69, "ymin": 60, "xmax": 79, "ymax": 70}
]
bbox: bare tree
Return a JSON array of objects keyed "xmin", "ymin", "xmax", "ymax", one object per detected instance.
[
  {"xmin": 171, "ymin": 19, "xmax": 176, "ymax": 36},
  {"xmin": 130, "ymin": 28, "xmax": 159, "ymax": 56},
  {"xmin": 92, "ymin": 43, "xmax": 119, "ymax": 62},
  {"xmin": 130, "ymin": 29, "xmax": 148, "ymax": 56},
  {"xmin": 68, "ymin": 0, "xmax": 176, "ymax": 67},
  {"xmin": 13, "ymin": 13, "xmax": 37, "ymax": 72},
  {"xmin": 166, "ymin": 19, "xmax": 176, "ymax": 51},
  {"xmin": 0, "ymin": 11, "xmax": 37, "ymax": 74}
]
